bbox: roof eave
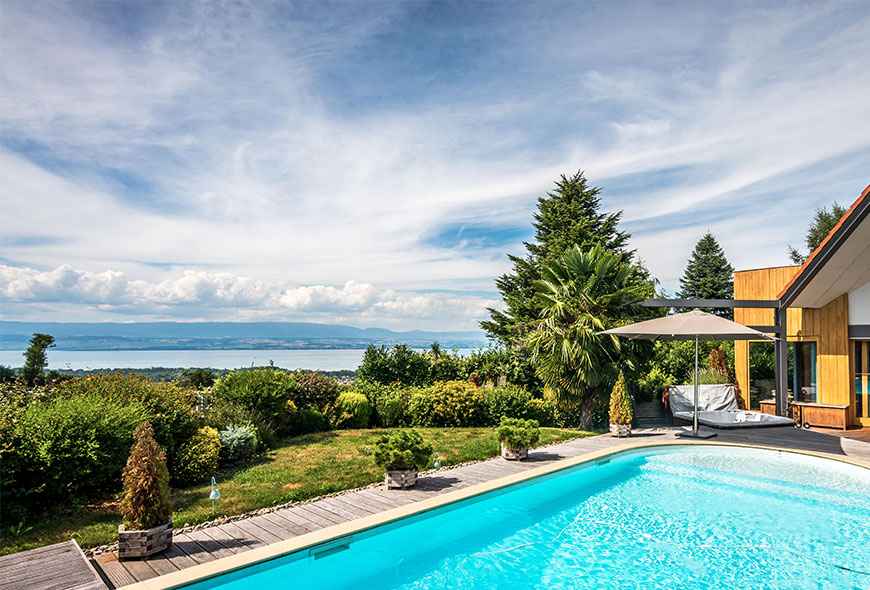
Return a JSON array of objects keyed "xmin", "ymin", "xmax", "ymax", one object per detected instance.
[{"xmin": 778, "ymin": 183, "xmax": 870, "ymax": 307}]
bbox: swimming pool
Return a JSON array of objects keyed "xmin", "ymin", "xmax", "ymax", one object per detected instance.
[{"xmin": 177, "ymin": 445, "xmax": 869, "ymax": 590}]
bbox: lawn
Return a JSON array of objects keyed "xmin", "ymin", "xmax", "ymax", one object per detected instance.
[{"xmin": 0, "ymin": 426, "xmax": 593, "ymax": 555}]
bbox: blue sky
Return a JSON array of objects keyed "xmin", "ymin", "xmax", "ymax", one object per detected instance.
[{"xmin": 2, "ymin": 1, "xmax": 870, "ymax": 330}]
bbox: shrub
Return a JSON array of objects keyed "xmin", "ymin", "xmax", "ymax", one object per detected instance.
[
  {"xmin": 120, "ymin": 422, "xmax": 172, "ymax": 530},
  {"xmin": 176, "ymin": 368, "xmax": 216, "ymax": 389},
  {"xmin": 378, "ymin": 388, "xmax": 412, "ymax": 427},
  {"xmin": 56, "ymin": 374, "xmax": 199, "ymax": 466},
  {"xmin": 408, "ymin": 381, "xmax": 487, "ymax": 427},
  {"xmin": 291, "ymin": 371, "xmax": 340, "ymax": 410},
  {"xmin": 330, "ymin": 391, "xmax": 372, "ymax": 428},
  {"xmin": 698, "ymin": 368, "xmax": 731, "ymax": 385},
  {"xmin": 372, "ymin": 430, "xmax": 433, "ymax": 472},
  {"xmin": 526, "ymin": 397, "xmax": 557, "ymax": 426},
  {"xmin": 0, "ymin": 387, "xmax": 29, "ymax": 512},
  {"xmin": 354, "ymin": 380, "xmax": 411, "ymax": 427},
  {"xmin": 357, "ymin": 345, "xmax": 432, "ymax": 386},
  {"xmin": 219, "ymin": 424, "xmax": 260, "ymax": 465},
  {"xmin": 484, "ymin": 386, "xmax": 533, "ymax": 422},
  {"xmin": 608, "ymin": 373, "xmax": 633, "ymax": 425},
  {"xmin": 173, "ymin": 426, "xmax": 221, "ymax": 485},
  {"xmin": 0, "ymin": 364, "xmax": 16, "ymax": 383},
  {"xmin": 289, "ymin": 407, "xmax": 331, "ymax": 434},
  {"xmin": 637, "ymin": 366, "xmax": 673, "ymax": 402},
  {"xmin": 204, "ymin": 397, "xmax": 276, "ymax": 449},
  {"xmin": 16, "ymin": 392, "xmax": 148, "ymax": 502},
  {"xmin": 497, "ymin": 417, "xmax": 541, "ymax": 449},
  {"xmin": 427, "ymin": 350, "xmax": 464, "ymax": 382},
  {"xmin": 212, "ymin": 368, "xmax": 297, "ymax": 434}
]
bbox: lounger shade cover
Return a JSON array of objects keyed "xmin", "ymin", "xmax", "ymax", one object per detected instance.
[
  {"xmin": 669, "ymin": 384, "xmax": 738, "ymax": 414},
  {"xmin": 602, "ymin": 309, "xmax": 772, "ymax": 341}
]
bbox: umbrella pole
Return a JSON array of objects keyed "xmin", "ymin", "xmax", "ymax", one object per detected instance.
[{"xmin": 693, "ymin": 335, "xmax": 699, "ymax": 435}]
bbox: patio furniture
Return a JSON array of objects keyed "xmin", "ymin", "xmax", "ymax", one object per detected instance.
[
  {"xmin": 790, "ymin": 401, "xmax": 849, "ymax": 431},
  {"xmin": 603, "ymin": 309, "xmax": 774, "ymax": 439}
]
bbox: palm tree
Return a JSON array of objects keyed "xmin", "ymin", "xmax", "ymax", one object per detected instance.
[{"xmin": 526, "ymin": 244, "xmax": 653, "ymax": 414}]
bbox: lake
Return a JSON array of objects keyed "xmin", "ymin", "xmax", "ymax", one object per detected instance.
[{"xmin": 0, "ymin": 349, "xmax": 476, "ymax": 371}]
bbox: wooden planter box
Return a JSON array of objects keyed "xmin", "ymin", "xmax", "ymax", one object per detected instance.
[
  {"xmin": 118, "ymin": 522, "xmax": 172, "ymax": 560},
  {"xmin": 500, "ymin": 442, "xmax": 528, "ymax": 461},
  {"xmin": 610, "ymin": 423, "xmax": 631, "ymax": 438},
  {"xmin": 385, "ymin": 469, "xmax": 417, "ymax": 489}
]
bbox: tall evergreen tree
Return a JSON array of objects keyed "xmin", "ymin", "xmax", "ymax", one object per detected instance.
[
  {"xmin": 787, "ymin": 202, "xmax": 846, "ymax": 264},
  {"xmin": 481, "ymin": 171, "xmax": 633, "ymax": 343},
  {"xmin": 678, "ymin": 233, "xmax": 734, "ymax": 318}
]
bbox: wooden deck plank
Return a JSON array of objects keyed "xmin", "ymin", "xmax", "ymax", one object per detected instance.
[
  {"xmin": 275, "ymin": 509, "xmax": 321, "ymax": 533},
  {"xmin": 215, "ymin": 523, "xmax": 266, "ymax": 550},
  {"xmin": 0, "ymin": 541, "xmax": 107, "ymax": 590},
  {"xmin": 232, "ymin": 518, "xmax": 283, "ymax": 545},
  {"xmin": 245, "ymin": 515, "xmax": 294, "ymax": 541},
  {"xmin": 296, "ymin": 503, "xmax": 347, "ymax": 526},
  {"xmin": 257, "ymin": 512, "xmax": 308, "ymax": 537}
]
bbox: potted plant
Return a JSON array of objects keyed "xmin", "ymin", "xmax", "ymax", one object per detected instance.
[
  {"xmin": 609, "ymin": 373, "xmax": 633, "ymax": 438},
  {"xmin": 372, "ymin": 429, "xmax": 433, "ymax": 489},
  {"xmin": 497, "ymin": 417, "xmax": 541, "ymax": 460},
  {"xmin": 118, "ymin": 422, "xmax": 173, "ymax": 559}
]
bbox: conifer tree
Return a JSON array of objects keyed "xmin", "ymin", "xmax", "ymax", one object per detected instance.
[
  {"xmin": 678, "ymin": 233, "xmax": 734, "ymax": 318},
  {"xmin": 787, "ymin": 202, "xmax": 846, "ymax": 264},
  {"xmin": 481, "ymin": 171, "xmax": 634, "ymax": 343}
]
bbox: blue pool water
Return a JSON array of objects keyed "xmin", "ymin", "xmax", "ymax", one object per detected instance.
[{"xmin": 184, "ymin": 446, "xmax": 870, "ymax": 590}]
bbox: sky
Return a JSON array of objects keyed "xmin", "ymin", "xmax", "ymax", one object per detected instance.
[{"xmin": 2, "ymin": 1, "xmax": 870, "ymax": 331}]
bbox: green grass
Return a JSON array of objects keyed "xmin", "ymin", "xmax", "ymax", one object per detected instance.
[{"xmin": 0, "ymin": 427, "xmax": 593, "ymax": 555}]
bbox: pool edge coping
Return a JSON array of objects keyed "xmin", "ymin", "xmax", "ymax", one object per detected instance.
[{"xmin": 122, "ymin": 438, "xmax": 870, "ymax": 590}]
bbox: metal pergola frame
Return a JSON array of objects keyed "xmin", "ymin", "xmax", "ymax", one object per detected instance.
[{"xmin": 641, "ymin": 298, "xmax": 789, "ymax": 416}]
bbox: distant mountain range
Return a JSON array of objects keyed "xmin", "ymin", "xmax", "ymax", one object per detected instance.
[{"xmin": 0, "ymin": 321, "xmax": 487, "ymax": 351}]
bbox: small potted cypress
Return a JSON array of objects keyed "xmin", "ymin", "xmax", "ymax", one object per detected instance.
[
  {"xmin": 372, "ymin": 429, "xmax": 433, "ymax": 489},
  {"xmin": 609, "ymin": 373, "xmax": 633, "ymax": 438},
  {"xmin": 118, "ymin": 422, "xmax": 173, "ymax": 559},
  {"xmin": 497, "ymin": 417, "xmax": 541, "ymax": 460}
]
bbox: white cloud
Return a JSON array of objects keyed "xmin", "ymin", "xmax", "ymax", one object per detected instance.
[{"xmin": 0, "ymin": 264, "xmax": 496, "ymax": 329}]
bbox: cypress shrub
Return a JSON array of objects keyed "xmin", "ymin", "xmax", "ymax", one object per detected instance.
[{"xmin": 119, "ymin": 422, "xmax": 172, "ymax": 530}]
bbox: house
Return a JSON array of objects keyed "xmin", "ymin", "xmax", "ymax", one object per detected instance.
[{"xmin": 733, "ymin": 184, "xmax": 870, "ymax": 428}]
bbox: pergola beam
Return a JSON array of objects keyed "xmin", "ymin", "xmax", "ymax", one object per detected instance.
[{"xmin": 641, "ymin": 298, "xmax": 779, "ymax": 309}]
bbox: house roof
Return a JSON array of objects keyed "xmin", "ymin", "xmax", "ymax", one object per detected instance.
[{"xmin": 779, "ymin": 183, "xmax": 870, "ymax": 308}]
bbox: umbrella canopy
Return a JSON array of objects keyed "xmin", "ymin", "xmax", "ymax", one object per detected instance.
[
  {"xmin": 602, "ymin": 309, "xmax": 774, "ymax": 439},
  {"xmin": 602, "ymin": 309, "xmax": 774, "ymax": 341}
]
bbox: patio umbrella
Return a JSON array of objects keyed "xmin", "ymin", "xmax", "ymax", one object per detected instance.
[{"xmin": 602, "ymin": 309, "xmax": 774, "ymax": 439}]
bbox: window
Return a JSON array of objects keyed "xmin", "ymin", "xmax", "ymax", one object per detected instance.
[
  {"xmin": 748, "ymin": 342, "xmax": 775, "ymax": 410},
  {"xmin": 788, "ymin": 342, "xmax": 817, "ymax": 403},
  {"xmin": 856, "ymin": 341, "xmax": 869, "ymax": 419}
]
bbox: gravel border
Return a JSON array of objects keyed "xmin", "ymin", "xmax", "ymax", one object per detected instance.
[{"xmin": 85, "ymin": 434, "xmax": 594, "ymax": 557}]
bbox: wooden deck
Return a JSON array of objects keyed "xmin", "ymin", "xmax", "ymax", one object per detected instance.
[
  {"xmin": 91, "ymin": 425, "xmax": 870, "ymax": 588},
  {"xmin": 0, "ymin": 540, "xmax": 107, "ymax": 590}
]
